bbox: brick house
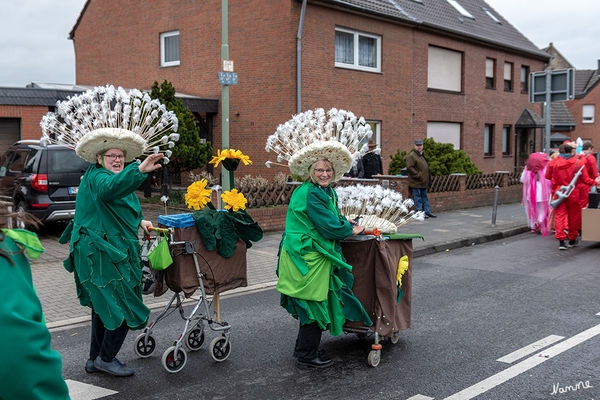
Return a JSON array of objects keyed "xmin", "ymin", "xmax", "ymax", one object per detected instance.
[{"xmin": 66, "ymin": 0, "xmax": 549, "ymax": 176}]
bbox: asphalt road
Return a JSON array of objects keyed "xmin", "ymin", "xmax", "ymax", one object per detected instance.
[{"xmin": 53, "ymin": 233, "xmax": 600, "ymax": 400}]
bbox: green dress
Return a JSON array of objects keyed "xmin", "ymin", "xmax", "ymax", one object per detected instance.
[
  {"xmin": 0, "ymin": 230, "xmax": 70, "ymax": 399},
  {"xmin": 59, "ymin": 163, "xmax": 150, "ymax": 330},
  {"xmin": 276, "ymin": 181, "xmax": 372, "ymax": 336}
]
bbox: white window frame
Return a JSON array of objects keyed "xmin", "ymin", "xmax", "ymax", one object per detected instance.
[
  {"xmin": 334, "ymin": 27, "xmax": 381, "ymax": 73},
  {"xmin": 160, "ymin": 30, "xmax": 180, "ymax": 67},
  {"xmin": 582, "ymin": 104, "xmax": 595, "ymax": 124}
]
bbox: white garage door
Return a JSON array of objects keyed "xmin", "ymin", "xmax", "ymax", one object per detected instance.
[{"xmin": 0, "ymin": 118, "xmax": 20, "ymax": 150}]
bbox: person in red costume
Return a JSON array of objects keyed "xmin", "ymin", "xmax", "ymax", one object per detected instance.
[
  {"xmin": 545, "ymin": 143, "xmax": 600, "ymax": 250},
  {"xmin": 578, "ymin": 142, "xmax": 599, "ymax": 208}
]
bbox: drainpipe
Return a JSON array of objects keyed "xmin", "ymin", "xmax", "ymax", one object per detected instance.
[{"xmin": 297, "ymin": 0, "xmax": 307, "ymax": 114}]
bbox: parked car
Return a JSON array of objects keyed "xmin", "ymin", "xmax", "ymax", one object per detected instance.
[{"xmin": 0, "ymin": 140, "xmax": 89, "ymax": 230}]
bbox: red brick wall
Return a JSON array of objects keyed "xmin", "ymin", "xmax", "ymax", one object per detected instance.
[
  {"xmin": 0, "ymin": 105, "xmax": 50, "ymax": 141},
  {"xmin": 566, "ymin": 83, "xmax": 600, "ymax": 145},
  {"xmin": 72, "ymin": 0, "xmax": 547, "ymax": 176}
]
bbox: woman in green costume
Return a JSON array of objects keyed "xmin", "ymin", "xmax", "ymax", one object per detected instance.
[
  {"xmin": 277, "ymin": 159, "xmax": 372, "ymax": 368},
  {"xmin": 59, "ymin": 148, "xmax": 163, "ymax": 377},
  {"xmin": 0, "ymin": 206, "xmax": 70, "ymax": 399}
]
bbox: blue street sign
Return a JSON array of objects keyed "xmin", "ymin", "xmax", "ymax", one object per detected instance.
[{"xmin": 219, "ymin": 72, "xmax": 238, "ymax": 86}]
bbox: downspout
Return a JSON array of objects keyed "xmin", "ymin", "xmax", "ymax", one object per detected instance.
[{"xmin": 297, "ymin": 0, "xmax": 307, "ymax": 114}]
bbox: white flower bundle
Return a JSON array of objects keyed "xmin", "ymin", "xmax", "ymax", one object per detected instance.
[
  {"xmin": 40, "ymin": 85, "xmax": 179, "ymax": 163},
  {"xmin": 335, "ymin": 184, "xmax": 425, "ymax": 233},
  {"xmin": 265, "ymin": 108, "xmax": 373, "ymax": 181}
]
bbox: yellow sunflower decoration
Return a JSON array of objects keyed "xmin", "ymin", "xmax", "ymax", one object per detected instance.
[
  {"xmin": 185, "ymin": 179, "xmax": 213, "ymax": 210},
  {"xmin": 209, "ymin": 149, "xmax": 253, "ymax": 169},
  {"xmin": 221, "ymin": 189, "xmax": 248, "ymax": 212}
]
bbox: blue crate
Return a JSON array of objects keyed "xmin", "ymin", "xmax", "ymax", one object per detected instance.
[{"xmin": 158, "ymin": 213, "xmax": 196, "ymax": 228}]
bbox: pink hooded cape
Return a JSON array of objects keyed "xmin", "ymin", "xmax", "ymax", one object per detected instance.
[{"xmin": 521, "ymin": 153, "xmax": 552, "ymax": 235}]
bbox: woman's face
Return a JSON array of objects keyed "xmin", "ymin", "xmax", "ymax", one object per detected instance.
[
  {"xmin": 311, "ymin": 160, "xmax": 334, "ymax": 187},
  {"xmin": 97, "ymin": 148, "xmax": 125, "ymax": 174}
]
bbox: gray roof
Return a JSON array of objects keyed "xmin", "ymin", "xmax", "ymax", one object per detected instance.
[
  {"xmin": 575, "ymin": 69, "xmax": 600, "ymax": 97},
  {"xmin": 550, "ymin": 101, "xmax": 575, "ymax": 128},
  {"xmin": 318, "ymin": 0, "xmax": 549, "ymax": 59},
  {"xmin": 515, "ymin": 108, "xmax": 544, "ymax": 128},
  {"xmin": 0, "ymin": 85, "xmax": 218, "ymax": 113}
]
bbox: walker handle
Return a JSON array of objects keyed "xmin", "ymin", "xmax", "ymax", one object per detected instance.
[{"xmin": 148, "ymin": 226, "xmax": 172, "ymax": 234}]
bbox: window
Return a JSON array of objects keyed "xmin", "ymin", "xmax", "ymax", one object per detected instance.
[
  {"xmin": 520, "ymin": 65, "xmax": 529, "ymax": 93},
  {"xmin": 427, "ymin": 122, "xmax": 461, "ymax": 149},
  {"xmin": 582, "ymin": 105, "xmax": 595, "ymax": 123},
  {"xmin": 504, "ymin": 62, "xmax": 513, "ymax": 91},
  {"xmin": 485, "ymin": 58, "xmax": 495, "ymax": 89},
  {"xmin": 160, "ymin": 30, "xmax": 180, "ymax": 67},
  {"xmin": 484, "ymin": 124, "xmax": 494, "ymax": 156},
  {"xmin": 357, "ymin": 120, "xmax": 381, "ymax": 149},
  {"xmin": 335, "ymin": 27, "xmax": 381, "ymax": 73},
  {"xmin": 482, "ymin": 7, "xmax": 501, "ymax": 23},
  {"xmin": 447, "ymin": 0, "xmax": 474, "ymax": 19},
  {"xmin": 502, "ymin": 125, "xmax": 511, "ymax": 155},
  {"xmin": 428, "ymin": 46, "xmax": 462, "ymax": 92}
]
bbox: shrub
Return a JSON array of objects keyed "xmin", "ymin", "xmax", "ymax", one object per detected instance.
[{"xmin": 388, "ymin": 138, "xmax": 481, "ymax": 176}]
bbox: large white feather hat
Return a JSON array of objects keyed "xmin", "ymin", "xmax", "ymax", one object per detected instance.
[
  {"xmin": 265, "ymin": 108, "xmax": 373, "ymax": 181},
  {"xmin": 40, "ymin": 85, "xmax": 179, "ymax": 163}
]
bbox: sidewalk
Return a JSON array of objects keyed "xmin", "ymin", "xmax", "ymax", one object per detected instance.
[{"xmin": 32, "ymin": 202, "xmax": 529, "ymax": 330}]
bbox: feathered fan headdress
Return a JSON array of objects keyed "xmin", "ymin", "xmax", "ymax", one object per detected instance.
[
  {"xmin": 336, "ymin": 184, "xmax": 425, "ymax": 233},
  {"xmin": 40, "ymin": 85, "xmax": 179, "ymax": 163},
  {"xmin": 265, "ymin": 108, "xmax": 373, "ymax": 181}
]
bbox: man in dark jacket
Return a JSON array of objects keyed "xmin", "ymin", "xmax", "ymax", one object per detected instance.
[
  {"xmin": 405, "ymin": 140, "xmax": 435, "ymax": 218},
  {"xmin": 362, "ymin": 141, "xmax": 383, "ymax": 179}
]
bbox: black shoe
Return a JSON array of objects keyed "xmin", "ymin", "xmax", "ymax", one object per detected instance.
[
  {"xmin": 296, "ymin": 356, "xmax": 334, "ymax": 369},
  {"xmin": 558, "ymin": 240, "xmax": 568, "ymax": 250},
  {"xmin": 426, "ymin": 213, "xmax": 437, "ymax": 218},
  {"xmin": 85, "ymin": 359, "xmax": 98, "ymax": 373},
  {"xmin": 568, "ymin": 238, "xmax": 579, "ymax": 247},
  {"xmin": 94, "ymin": 357, "xmax": 134, "ymax": 377}
]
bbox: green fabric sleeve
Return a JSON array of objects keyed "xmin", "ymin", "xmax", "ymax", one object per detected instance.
[
  {"xmin": 0, "ymin": 237, "xmax": 70, "ymax": 399},
  {"xmin": 306, "ymin": 186, "xmax": 352, "ymax": 241},
  {"xmin": 1, "ymin": 229, "xmax": 44, "ymax": 259},
  {"xmin": 92, "ymin": 163, "xmax": 147, "ymax": 201}
]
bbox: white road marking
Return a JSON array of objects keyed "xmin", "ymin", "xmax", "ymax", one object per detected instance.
[
  {"xmin": 442, "ymin": 322, "xmax": 600, "ymax": 400},
  {"xmin": 407, "ymin": 395, "xmax": 434, "ymax": 400},
  {"xmin": 496, "ymin": 334, "xmax": 564, "ymax": 364},
  {"xmin": 65, "ymin": 380, "xmax": 118, "ymax": 399}
]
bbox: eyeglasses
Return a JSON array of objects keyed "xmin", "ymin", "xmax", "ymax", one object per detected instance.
[
  {"xmin": 104, "ymin": 154, "xmax": 124, "ymax": 160},
  {"xmin": 313, "ymin": 168, "xmax": 333, "ymax": 175}
]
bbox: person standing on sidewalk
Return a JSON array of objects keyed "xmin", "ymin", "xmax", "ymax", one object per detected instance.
[
  {"xmin": 545, "ymin": 143, "xmax": 600, "ymax": 250},
  {"xmin": 406, "ymin": 140, "xmax": 436, "ymax": 218},
  {"xmin": 362, "ymin": 141, "xmax": 383, "ymax": 179},
  {"xmin": 41, "ymin": 86, "xmax": 179, "ymax": 377}
]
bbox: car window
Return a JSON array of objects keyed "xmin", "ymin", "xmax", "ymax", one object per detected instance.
[
  {"xmin": 0, "ymin": 151, "xmax": 15, "ymax": 177},
  {"xmin": 48, "ymin": 149, "xmax": 90, "ymax": 173},
  {"xmin": 9, "ymin": 150, "xmax": 28, "ymax": 173},
  {"xmin": 23, "ymin": 148, "xmax": 39, "ymax": 173}
]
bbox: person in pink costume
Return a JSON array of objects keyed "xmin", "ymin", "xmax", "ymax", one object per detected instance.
[{"xmin": 520, "ymin": 152, "xmax": 552, "ymax": 236}]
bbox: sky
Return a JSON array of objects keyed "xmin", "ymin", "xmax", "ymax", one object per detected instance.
[{"xmin": 1, "ymin": 0, "xmax": 599, "ymax": 88}]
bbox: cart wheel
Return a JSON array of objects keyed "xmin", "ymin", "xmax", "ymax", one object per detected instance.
[
  {"xmin": 209, "ymin": 336, "xmax": 231, "ymax": 362},
  {"xmin": 390, "ymin": 331, "xmax": 400, "ymax": 344},
  {"xmin": 161, "ymin": 346, "xmax": 187, "ymax": 373},
  {"xmin": 134, "ymin": 333, "xmax": 156, "ymax": 358},
  {"xmin": 185, "ymin": 327, "xmax": 205, "ymax": 351},
  {"xmin": 367, "ymin": 350, "xmax": 381, "ymax": 367}
]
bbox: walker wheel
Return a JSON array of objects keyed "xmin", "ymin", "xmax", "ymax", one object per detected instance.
[
  {"xmin": 133, "ymin": 333, "xmax": 156, "ymax": 358},
  {"xmin": 390, "ymin": 331, "xmax": 400, "ymax": 344},
  {"xmin": 367, "ymin": 350, "xmax": 381, "ymax": 367},
  {"xmin": 185, "ymin": 327, "xmax": 205, "ymax": 351},
  {"xmin": 162, "ymin": 346, "xmax": 187, "ymax": 373},
  {"xmin": 209, "ymin": 336, "xmax": 231, "ymax": 362}
]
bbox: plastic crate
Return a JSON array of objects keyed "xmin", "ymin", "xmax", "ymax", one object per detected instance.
[{"xmin": 158, "ymin": 213, "xmax": 195, "ymax": 228}]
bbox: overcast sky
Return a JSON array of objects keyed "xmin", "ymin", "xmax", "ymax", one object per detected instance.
[{"xmin": 1, "ymin": 0, "xmax": 599, "ymax": 88}]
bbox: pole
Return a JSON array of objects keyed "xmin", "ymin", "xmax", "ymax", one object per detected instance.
[
  {"xmin": 221, "ymin": 0, "xmax": 231, "ymax": 191},
  {"xmin": 544, "ymin": 73, "xmax": 551, "ymax": 154},
  {"xmin": 491, "ymin": 185, "xmax": 499, "ymax": 227}
]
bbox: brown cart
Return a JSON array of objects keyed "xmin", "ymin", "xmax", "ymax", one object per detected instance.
[{"xmin": 341, "ymin": 234, "xmax": 420, "ymax": 367}]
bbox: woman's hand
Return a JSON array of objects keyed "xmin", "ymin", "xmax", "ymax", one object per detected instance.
[
  {"xmin": 352, "ymin": 224, "xmax": 365, "ymax": 235},
  {"xmin": 139, "ymin": 153, "xmax": 164, "ymax": 174},
  {"xmin": 139, "ymin": 219, "xmax": 153, "ymax": 233}
]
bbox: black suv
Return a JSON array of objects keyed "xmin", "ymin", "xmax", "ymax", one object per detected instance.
[{"xmin": 0, "ymin": 140, "xmax": 89, "ymax": 229}]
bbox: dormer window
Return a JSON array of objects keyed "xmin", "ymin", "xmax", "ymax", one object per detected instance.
[
  {"xmin": 482, "ymin": 8, "xmax": 501, "ymax": 23},
  {"xmin": 447, "ymin": 0, "xmax": 474, "ymax": 19}
]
